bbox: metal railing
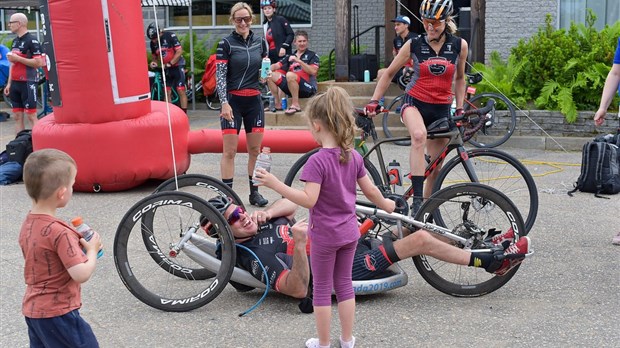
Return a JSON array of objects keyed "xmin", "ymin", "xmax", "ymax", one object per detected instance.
[{"xmin": 327, "ymin": 24, "xmax": 384, "ymax": 81}]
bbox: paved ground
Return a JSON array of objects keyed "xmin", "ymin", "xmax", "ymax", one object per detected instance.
[{"xmin": 1, "ymin": 108, "xmax": 618, "ymax": 347}]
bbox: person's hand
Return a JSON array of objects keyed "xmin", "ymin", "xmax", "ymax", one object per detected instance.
[
  {"xmin": 79, "ymin": 231, "xmax": 102, "ymax": 256},
  {"xmin": 288, "ymin": 55, "xmax": 298, "ymax": 63},
  {"xmin": 594, "ymin": 108, "xmax": 607, "ymax": 126},
  {"xmin": 278, "ymin": 48, "xmax": 286, "ymax": 57},
  {"xmin": 251, "ymin": 209, "xmax": 272, "ymax": 225},
  {"xmin": 220, "ymin": 103, "xmax": 233, "ymax": 122},
  {"xmin": 3, "ymin": 85, "xmax": 9, "ymax": 96},
  {"xmin": 149, "ymin": 61, "xmax": 158, "ymax": 69},
  {"xmin": 290, "ymin": 218, "xmax": 308, "ymax": 245},
  {"xmin": 364, "ymin": 100, "xmax": 383, "ymax": 117},
  {"xmin": 383, "ymin": 196, "xmax": 397, "ymax": 214},
  {"xmin": 6, "ymin": 52, "xmax": 18, "ymax": 63},
  {"xmin": 252, "ymin": 167, "xmax": 278, "ymax": 188}
]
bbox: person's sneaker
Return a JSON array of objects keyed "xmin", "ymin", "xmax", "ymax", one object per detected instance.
[
  {"xmin": 493, "ymin": 236, "xmax": 531, "ymax": 276},
  {"xmin": 612, "ymin": 232, "xmax": 620, "ymax": 246},
  {"xmin": 305, "ymin": 338, "xmax": 330, "ymax": 348},
  {"xmin": 484, "ymin": 228, "xmax": 515, "ymax": 248},
  {"xmin": 409, "ymin": 197, "xmax": 423, "ymax": 219},
  {"xmin": 249, "ymin": 191, "xmax": 268, "ymax": 207}
]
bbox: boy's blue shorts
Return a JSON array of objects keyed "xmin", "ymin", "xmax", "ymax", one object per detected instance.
[{"xmin": 25, "ymin": 309, "xmax": 99, "ymax": 348}]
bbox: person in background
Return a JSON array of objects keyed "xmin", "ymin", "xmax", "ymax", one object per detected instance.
[
  {"xmin": 19, "ymin": 149, "xmax": 102, "ymax": 347},
  {"xmin": 254, "ymin": 87, "xmax": 396, "ymax": 348},
  {"xmin": 376, "ymin": 15, "xmax": 416, "ymax": 87},
  {"xmin": 216, "ymin": 2, "xmax": 270, "ymax": 207},
  {"xmin": 593, "ymin": 36, "xmax": 620, "ymax": 246},
  {"xmin": 147, "ymin": 22, "xmax": 188, "ymax": 114},
  {"xmin": 260, "ymin": 0, "xmax": 294, "ymax": 65},
  {"xmin": 3, "ymin": 13, "xmax": 45, "ymax": 134},
  {"xmin": 365, "ymin": 0, "xmax": 467, "ymax": 217},
  {"xmin": 266, "ymin": 30, "xmax": 320, "ymax": 115}
]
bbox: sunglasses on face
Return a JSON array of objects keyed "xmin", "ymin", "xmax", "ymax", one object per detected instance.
[
  {"xmin": 233, "ymin": 16, "xmax": 252, "ymax": 24},
  {"xmin": 423, "ymin": 18, "xmax": 445, "ymax": 28},
  {"xmin": 227, "ymin": 206, "xmax": 246, "ymax": 225}
]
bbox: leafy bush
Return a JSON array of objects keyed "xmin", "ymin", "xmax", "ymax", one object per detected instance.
[
  {"xmin": 476, "ymin": 10, "xmax": 620, "ymax": 122},
  {"xmin": 178, "ymin": 32, "xmax": 218, "ymax": 78}
]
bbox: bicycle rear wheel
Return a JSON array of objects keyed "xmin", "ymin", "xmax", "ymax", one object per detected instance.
[
  {"xmin": 381, "ymin": 94, "xmax": 411, "ymax": 146},
  {"xmin": 433, "ymin": 148, "xmax": 538, "ymax": 232},
  {"xmin": 114, "ymin": 191, "xmax": 235, "ymax": 312},
  {"xmin": 412, "ymin": 183, "xmax": 527, "ymax": 297},
  {"xmin": 464, "ymin": 92, "xmax": 516, "ymax": 148}
]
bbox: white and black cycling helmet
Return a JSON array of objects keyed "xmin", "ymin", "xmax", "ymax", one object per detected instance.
[
  {"xmin": 260, "ymin": 0, "xmax": 276, "ymax": 8},
  {"xmin": 146, "ymin": 22, "xmax": 159, "ymax": 40},
  {"xmin": 200, "ymin": 196, "xmax": 233, "ymax": 237},
  {"xmin": 420, "ymin": 0, "xmax": 453, "ymax": 20}
]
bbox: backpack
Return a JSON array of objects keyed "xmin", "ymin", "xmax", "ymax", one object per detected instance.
[
  {"xmin": 201, "ymin": 54, "xmax": 217, "ymax": 97},
  {"xmin": 6, "ymin": 129, "xmax": 33, "ymax": 165},
  {"xmin": 568, "ymin": 134, "xmax": 620, "ymax": 198}
]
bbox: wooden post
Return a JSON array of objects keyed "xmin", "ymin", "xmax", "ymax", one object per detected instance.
[
  {"xmin": 384, "ymin": 0, "xmax": 396, "ymax": 67},
  {"xmin": 470, "ymin": 0, "xmax": 485, "ymax": 63},
  {"xmin": 334, "ymin": 0, "xmax": 351, "ymax": 81}
]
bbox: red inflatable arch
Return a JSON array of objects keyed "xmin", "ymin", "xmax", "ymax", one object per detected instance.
[{"xmin": 33, "ymin": 0, "xmax": 189, "ymax": 192}]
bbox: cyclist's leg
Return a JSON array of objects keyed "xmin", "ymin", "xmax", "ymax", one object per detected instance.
[
  {"xmin": 424, "ymin": 137, "xmax": 449, "ymax": 199},
  {"xmin": 267, "ymin": 71, "xmax": 284, "ymax": 109},
  {"xmin": 175, "ymin": 67, "xmax": 188, "ymax": 111},
  {"xmin": 400, "ymin": 96, "xmax": 427, "ymax": 204}
]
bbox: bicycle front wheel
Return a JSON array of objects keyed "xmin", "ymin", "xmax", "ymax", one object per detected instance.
[
  {"xmin": 433, "ymin": 148, "xmax": 538, "ymax": 232},
  {"xmin": 381, "ymin": 94, "xmax": 410, "ymax": 146},
  {"xmin": 412, "ymin": 183, "xmax": 527, "ymax": 297},
  {"xmin": 464, "ymin": 92, "xmax": 516, "ymax": 148},
  {"xmin": 114, "ymin": 191, "xmax": 236, "ymax": 312}
]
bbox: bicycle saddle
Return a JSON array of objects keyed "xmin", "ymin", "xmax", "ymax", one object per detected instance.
[
  {"xmin": 426, "ymin": 117, "xmax": 453, "ymax": 134},
  {"xmin": 466, "ymin": 72, "xmax": 483, "ymax": 85}
]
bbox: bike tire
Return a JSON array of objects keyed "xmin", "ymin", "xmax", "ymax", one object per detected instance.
[
  {"xmin": 412, "ymin": 183, "xmax": 528, "ymax": 297},
  {"xmin": 206, "ymin": 94, "xmax": 222, "ymax": 110},
  {"xmin": 114, "ymin": 191, "xmax": 235, "ymax": 312},
  {"xmin": 142, "ymin": 174, "xmax": 244, "ymax": 280},
  {"xmin": 381, "ymin": 94, "xmax": 410, "ymax": 146},
  {"xmin": 433, "ymin": 148, "xmax": 538, "ymax": 232},
  {"xmin": 464, "ymin": 92, "xmax": 516, "ymax": 148}
]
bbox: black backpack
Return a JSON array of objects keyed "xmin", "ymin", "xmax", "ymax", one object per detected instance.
[
  {"xmin": 568, "ymin": 134, "xmax": 620, "ymax": 198},
  {"xmin": 6, "ymin": 129, "xmax": 33, "ymax": 165}
]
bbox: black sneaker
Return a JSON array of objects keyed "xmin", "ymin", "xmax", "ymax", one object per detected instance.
[
  {"xmin": 410, "ymin": 197, "xmax": 423, "ymax": 219},
  {"xmin": 249, "ymin": 191, "xmax": 268, "ymax": 207}
]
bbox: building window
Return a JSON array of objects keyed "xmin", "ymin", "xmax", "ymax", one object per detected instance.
[
  {"xmin": 169, "ymin": 0, "xmax": 311, "ymax": 27},
  {"xmin": 559, "ymin": 0, "xmax": 619, "ymax": 30}
]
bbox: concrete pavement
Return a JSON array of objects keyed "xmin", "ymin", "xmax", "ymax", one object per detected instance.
[{"xmin": 1, "ymin": 109, "xmax": 618, "ymax": 347}]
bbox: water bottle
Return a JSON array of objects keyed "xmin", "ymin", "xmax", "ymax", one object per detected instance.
[
  {"xmin": 387, "ymin": 160, "xmax": 404, "ymax": 194},
  {"xmin": 261, "ymin": 57, "xmax": 271, "ymax": 79},
  {"xmin": 268, "ymin": 95, "xmax": 276, "ymax": 112},
  {"xmin": 450, "ymin": 98, "xmax": 457, "ymax": 116},
  {"xmin": 252, "ymin": 147, "xmax": 272, "ymax": 185},
  {"xmin": 281, "ymin": 97, "xmax": 288, "ymax": 111},
  {"xmin": 71, "ymin": 217, "xmax": 104, "ymax": 259},
  {"xmin": 363, "ymin": 70, "xmax": 370, "ymax": 82}
]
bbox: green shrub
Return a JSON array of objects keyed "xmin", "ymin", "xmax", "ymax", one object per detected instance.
[{"xmin": 178, "ymin": 32, "xmax": 218, "ymax": 78}]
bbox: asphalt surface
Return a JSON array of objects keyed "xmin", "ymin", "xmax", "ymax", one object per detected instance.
[{"xmin": 1, "ymin": 108, "xmax": 618, "ymax": 347}]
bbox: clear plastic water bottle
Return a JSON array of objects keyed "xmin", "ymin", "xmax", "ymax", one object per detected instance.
[
  {"xmin": 261, "ymin": 57, "xmax": 271, "ymax": 79},
  {"xmin": 71, "ymin": 217, "xmax": 103, "ymax": 259},
  {"xmin": 387, "ymin": 160, "xmax": 404, "ymax": 194},
  {"xmin": 253, "ymin": 147, "xmax": 272, "ymax": 185},
  {"xmin": 268, "ymin": 95, "xmax": 276, "ymax": 112}
]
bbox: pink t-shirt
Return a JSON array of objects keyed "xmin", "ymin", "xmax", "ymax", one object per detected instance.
[
  {"xmin": 19, "ymin": 213, "xmax": 88, "ymax": 318},
  {"xmin": 300, "ymin": 148, "xmax": 366, "ymax": 246}
]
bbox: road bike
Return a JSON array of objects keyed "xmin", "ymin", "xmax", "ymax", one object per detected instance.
[
  {"xmin": 382, "ymin": 72, "xmax": 517, "ymax": 148},
  {"xmin": 149, "ymin": 69, "xmax": 180, "ymax": 106},
  {"xmin": 113, "ymin": 173, "xmax": 532, "ymax": 312},
  {"xmin": 284, "ymin": 104, "xmax": 538, "ymax": 232}
]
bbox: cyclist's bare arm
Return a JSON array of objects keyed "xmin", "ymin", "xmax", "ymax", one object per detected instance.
[
  {"xmin": 358, "ymin": 174, "xmax": 395, "ymax": 213},
  {"xmin": 453, "ymin": 38, "xmax": 468, "ymax": 110}
]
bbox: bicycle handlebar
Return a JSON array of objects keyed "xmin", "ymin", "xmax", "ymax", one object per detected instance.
[{"xmin": 454, "ymin": 99, "xmax": 495, "ymax": 142}]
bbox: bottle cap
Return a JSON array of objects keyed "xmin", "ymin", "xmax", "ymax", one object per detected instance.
[{"xmin": 71, "ymin": 216, "xmax": 83, "ymax": 227}]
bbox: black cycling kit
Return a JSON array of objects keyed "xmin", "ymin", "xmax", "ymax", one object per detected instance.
[
  {"xmin": 150, "ymin": 31, "xmax": 186, "ymax": 90},
  {"xmin": 274, "ymin": 49, "xmax": 320, "ymax": 98},
  {"xmin": 262, "ymin": 15, "xmax": 294, "ymax": 64},
  {"xmin": 9, "ymin": 32, "xmax": 43, "ymax": 113}
]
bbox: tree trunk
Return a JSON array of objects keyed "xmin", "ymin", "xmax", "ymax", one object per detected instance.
[
  {"xmin": 470, "ymin": 0, "xmax": 485, "ymax": 63},
  {"xmin": 335, "ymin": 0, "xmax": 351, "ymax": 81}
]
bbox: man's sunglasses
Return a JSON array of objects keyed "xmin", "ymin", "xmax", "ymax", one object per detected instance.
[
  {"xmin": 233, "ymin": 16, "xmax": 252, "ymax": 24},
  {"xmin": 227, "ymin": 206, "xmax": 246, "ymax": 225}
]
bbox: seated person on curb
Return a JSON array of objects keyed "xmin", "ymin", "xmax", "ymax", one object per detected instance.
[
  {"xmin": 376, "ymin": 15, "xmax": 416, "ymax": 87},
  {"xmin": 266, "ymin": 30, "xmax": 319, "ymax": 115},
  {"xmin": 205, "ymin": 196, "xmax": 531, "ymax": 302}
]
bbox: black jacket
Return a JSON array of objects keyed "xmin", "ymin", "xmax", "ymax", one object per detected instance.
[{"xmin": 263, "ymin": 15, "xmax": 294, "ymax": 63}]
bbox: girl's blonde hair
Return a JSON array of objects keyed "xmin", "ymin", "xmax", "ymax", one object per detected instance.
[
  {"xmin": 229, "ymin": 2, "xmax": 254, "ymax": 25},
  {"xmin": 304, "ymin": 86, "xmax": 356, "ymax": 163}
]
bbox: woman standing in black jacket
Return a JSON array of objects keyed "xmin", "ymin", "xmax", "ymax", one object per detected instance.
[{"xmin": 261, "ymin": 0, "xmax": 294, "ymax": 64}]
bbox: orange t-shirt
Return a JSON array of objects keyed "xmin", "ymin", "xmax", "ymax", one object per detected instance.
[{"xmin": 19, "ymin": 213, "xmax": 88, "ymax": 318}]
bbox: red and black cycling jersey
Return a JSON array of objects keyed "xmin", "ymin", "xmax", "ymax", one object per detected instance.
[
  {"xmin": 275, "ymin": 49, "xmax": 320, "ymax": 88},
  {"xmin": 10, "ymin": 32, "xmax": 42, "ymax": 82},
  {"xmin": 263, "ymin": 15, "xmax": 294, "ymax": 62},
  {"xmin": 215, "ymin": 30, "xmax": 267, "ymax": 103},
  {"xmin": 406, "ymin": 33, "xmax": 462, "ymax": 105},
  {"xmin": 150, "ymin": 31, "xmax": 185, "ymax": 66}
]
